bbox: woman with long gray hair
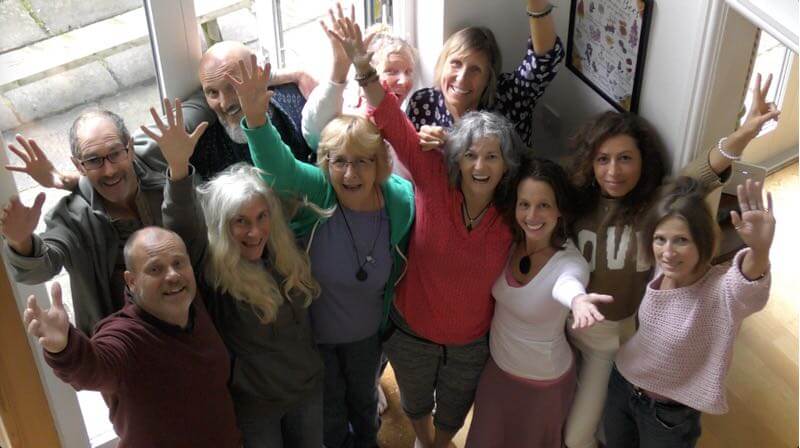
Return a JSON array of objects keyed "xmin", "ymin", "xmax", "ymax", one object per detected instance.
[{"xmin": 144, "ymin": 98, "xmax": 324, "ymax": 448}]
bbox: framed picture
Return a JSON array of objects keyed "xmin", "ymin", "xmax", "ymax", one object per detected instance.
[{"xmin": 566, "ymin": 0, "xmax": 653, "ymax": 113}]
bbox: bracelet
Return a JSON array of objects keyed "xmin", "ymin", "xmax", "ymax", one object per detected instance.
[
  {"xmin": 356, "ymin": 72, "xmax": 379, "ymax": 87},
  {"xmin": 354, "ymin": 67, "xmax": 377, "ymax": 82},
  {"xmin": 527, "ymin": 3, "xmax": 555, "ymax": 18},
  {"xmin": 717, "ymin": 137, "xmax": 741, "ymax": 161}
]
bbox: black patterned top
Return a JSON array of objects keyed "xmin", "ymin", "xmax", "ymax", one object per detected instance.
[{"xmin": 405, "ymin": 37, "xmax": 564, "ymax": 146}]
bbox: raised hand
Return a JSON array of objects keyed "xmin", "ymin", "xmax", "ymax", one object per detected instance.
[
  {"xmin": 571, "ymin": 293, "xmax": 613, "ymax": 329},
  {"xmin": 320, "ymin": 3, "xmax": 353, "ymax": 83},
  {"xmin": 24, "ymin": 282, "xmax": 70, "ymax": 354},
  {"xmin": 225, "ymin": 54, "xmax": 273, "ymax": 129},
  {"xmin": 324, "ymin": 6, "xmax": 375, "ymax": 69},
  {"xmin": 731, "ymin": 178, "xmax": 775, "ymax": 255},
  {"xmin": 140, "ymin": 98, "xmax": 208, "ymax": 181},
  {"xmin": 419, "ymin": 125, "xmax": 448, "ymax": 151},
  {"xmin": 5, "ymin": 135, "xmax": 67, "ymax": 189},
  {"xmin": 0, "ymin": 192, "xmax": 45, "ymax": 256},
  {"xmin": 740, "ymin": 73, "xmax": 781, "ymax": 141}
]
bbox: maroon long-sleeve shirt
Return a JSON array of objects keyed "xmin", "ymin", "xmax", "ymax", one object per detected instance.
[{"xmin": 44, "ymin": 299, "xmax": 241, "ymax": 448}]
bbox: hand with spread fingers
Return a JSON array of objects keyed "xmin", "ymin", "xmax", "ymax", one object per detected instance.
[
  {"xmin": 324, "ymin": 5, "xmax": 375, "ymax": 71},
  {"xmin": 1, "ymin": 192, "xmax": 46, "ymax": 256},
  {"xmin": 23, "ymin": 282, "xmax": 70, "ymax": 354},
  {"xmin": 571, "ymin": 293, "xmax": 613, "ymax": 329},
  {"xmin": 731, "ymin": 178, "xmax": 775, "ymax": 280},
  {"xmin": 140, "ymin": 98, "xmax": 208, "ymax": 181},
  {"xmin": 320, "ymin": 3, "xmax": 354, "ymax": 84},
  {"xmin": 732, "ymin": 178, "xmax": 775, "ymax": 254},
  {"xmin": 5, "ymin": 135, "xmax": 68, "ymax": 189},
  {"xmin": 225, "ymin": 54, "xmax": 273, "ymax": 130}
]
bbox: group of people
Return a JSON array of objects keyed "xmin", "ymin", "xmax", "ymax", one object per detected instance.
[{"xmin": 1, "ymin": 1, "xmax": 779, "ymax": 447}]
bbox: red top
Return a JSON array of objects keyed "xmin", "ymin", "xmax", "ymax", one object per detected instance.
[
  {"xmin": 370, "ymin": 93, "xmax": 512, "ymax": 344},
  {"xmin": 45, "ymin": 299, "xmax": 241, "ymax": 448}
]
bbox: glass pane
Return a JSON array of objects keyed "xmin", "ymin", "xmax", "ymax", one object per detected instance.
[
  {"xmin": 0, "ymin": 0, "xmax": 159, "ymax": 445},
  {"xmin": 741, "ymin": 30, "xmax": 792, "ymax": 134}
]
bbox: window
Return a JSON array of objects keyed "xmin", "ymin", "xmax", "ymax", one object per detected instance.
[
  {"xmin": 740, "ymin": 29, "xmax": 794, "ymax": 135},
  {"xmin": 0, "ymin": 1, "xmax": 160, "ymax": 446}
]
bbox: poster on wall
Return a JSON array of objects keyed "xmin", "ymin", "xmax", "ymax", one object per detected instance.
[{"xmin": 566, "ymin": 0, "xmax": 652, "ymax": 113}]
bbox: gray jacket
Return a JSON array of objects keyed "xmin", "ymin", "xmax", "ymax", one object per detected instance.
[{"xmin": 3, "ymin": 158, "xmax": 166, "ymax": 335}]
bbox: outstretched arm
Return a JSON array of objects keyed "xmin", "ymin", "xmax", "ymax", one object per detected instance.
[
  {"xmin": 32, "ymin": 282, "xmax": 125, "ymax": 392},
  {"xmin": 229, "ymin": 55, "xmax": 333, "ymax": 206},
  {"xmin": 301, "ymin": 4, "xmax": 352, "ymax": 149},
  {"xmin": 141, "ymin": 98, "xmax": 210, "ymax": 267},
  {"xmin": 708, "ymin": 73, "xmax": 781, "ymax": 176}
]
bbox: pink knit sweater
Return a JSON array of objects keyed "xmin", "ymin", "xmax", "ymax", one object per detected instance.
[
  {"xmin": 370, "ymin": 93, "xmax": 513, "ymax": 345},
  {"xmin": 615, "ymin": 249, "xmax": 770, "ymax": 414}
]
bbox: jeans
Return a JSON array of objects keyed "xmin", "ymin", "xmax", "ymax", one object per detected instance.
[
  {"xmin": 603, "ymin": 366, "xmax": 702, "ymax": 448},
  {"xmin": 237, "ymin": 390, "xmax": 324, "ymax": 448},
  {"xmin": 319, "ymin": 333, "xmax": 382, "ymax": 448}
]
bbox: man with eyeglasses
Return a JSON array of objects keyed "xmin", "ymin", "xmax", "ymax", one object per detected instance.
[{"xmin": 1, "ymin": 109, "xmax": 172, "ymax": 336}]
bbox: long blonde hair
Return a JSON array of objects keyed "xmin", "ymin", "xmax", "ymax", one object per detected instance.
[{"xmin": 197, "ymin": 163, "xmax": 320, "ymax": 323}]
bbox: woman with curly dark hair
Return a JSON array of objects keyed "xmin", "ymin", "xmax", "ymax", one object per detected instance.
[{"xmin": 563, "ymin": 73, "xmax": 780, "ymax": 448}]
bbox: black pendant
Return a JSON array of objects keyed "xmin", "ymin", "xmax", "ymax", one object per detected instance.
[
  {"xmin": 356, "ymin": 267, "xmax": 368, "ymax": 281},
  {"xmin": 519, "ymin": 256, "xmax": 531, "ymax": 275}
]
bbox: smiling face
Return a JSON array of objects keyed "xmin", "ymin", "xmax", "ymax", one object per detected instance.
[
  {"xmin": 380, "ymin": 51, "xmax": 415, "ymax": 103},
  {"xmin": 72, "ymin": 116, "xmax": 138, "ymax": 207},
  {"xmin": 515, "ymin": 178, "xmax": 561, "ymax": 247},
  {"xmin": 592, "ymin": 134, "xmax": 643, "ymax": 198},
  {"xmin": 229, "ymin": 195, "xmax": 271, "ymax": 262},
  {"xmin": 124, "ymin": 230, "xmax": 196, "ymax": 327},
  {"xmin": 458, "ymin": 136, "xmax": 506, "ymax": 199},
  {"xmin": 440, "ymin": 49, "xmax": 491, "ymax": 117},
  {"xmin": 199, "ymin": 42, "xmax": 252, "ymax": 144},
  {"xmin": 327, "ymin": 146, "xmax": 379, "ymax": 210},
  {"xmin": 652, "ymin": 216, "xmax": 702, "ymax": 288}
]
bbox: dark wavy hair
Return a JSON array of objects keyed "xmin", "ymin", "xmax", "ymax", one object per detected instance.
[
  {"xmin": 506, "ymin": 157, "xmax": 577, "ymax": 249},
  {"xmin": 641, "ymin": 176, "xmax": 718, "ymax": 269},
  {"xmin": 569, "ymin": 111, "xmax": 667, "ymax": 222}
]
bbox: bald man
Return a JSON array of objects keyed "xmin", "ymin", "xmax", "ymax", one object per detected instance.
[
  {"xmin": 25, "ymin": 227, "xmax": 241, "ymax": 448},
  {"xmin": 136, "ymin": 41, "xmax": 316, "ymax": 180}
]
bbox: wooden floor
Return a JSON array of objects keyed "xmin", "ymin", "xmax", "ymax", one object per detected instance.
[{"xmin": 377, "ymin": 163, "xmax": 799, "ymax": 448}]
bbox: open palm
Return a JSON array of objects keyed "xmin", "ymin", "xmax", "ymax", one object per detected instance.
[
  {"xmin": 23, "ymin": 282, "xmax": 70, "ymax": 354},
  {"xmin": 140, "ymin": 97, "xmax": 208, "ymax": 174},
  {"xmin": 731, "ymin": 179, "xmax": 775, "ymax": 253}
]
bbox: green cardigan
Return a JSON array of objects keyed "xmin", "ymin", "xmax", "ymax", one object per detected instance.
[{"xmin": 242, "ymin": 119, "xmax": 415, "ymax": 331}]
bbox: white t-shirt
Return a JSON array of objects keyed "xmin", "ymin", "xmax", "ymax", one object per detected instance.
[{"xmin": 490, "ymin": 241, "xmax": 589, "ymax": 380}]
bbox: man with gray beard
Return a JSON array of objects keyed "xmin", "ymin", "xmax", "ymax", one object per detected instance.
[{"xmin": 136, "ymin": 41, "xmax": 315, "ymax": 180}]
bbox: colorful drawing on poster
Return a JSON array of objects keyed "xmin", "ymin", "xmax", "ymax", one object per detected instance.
[{"xmin": 566, "ymin": 0, "xmax": 651, "ymax": 112}]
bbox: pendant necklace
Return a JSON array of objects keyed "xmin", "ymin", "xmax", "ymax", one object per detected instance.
[
  {"xmin": 461, "ymin": 198, "xmax": 492, "ymax": 231},
  {"xmin": 339, "ymin": 192, "xmax": 382, "ymax": 282},
  {"xmin": 518, "ymin": 244, "xmax": 551, "ymax": 275}
]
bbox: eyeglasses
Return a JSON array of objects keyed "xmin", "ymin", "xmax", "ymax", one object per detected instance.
[
  {"xmin": 327, "ymin": 155, "xmax": 376, "ymax": 172},
  {"xmin": 79, "ymin": 147, "xmax": 129, "ymax": 171}
]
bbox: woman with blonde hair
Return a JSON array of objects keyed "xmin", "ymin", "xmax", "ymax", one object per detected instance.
[
  {"xmin": 224, "ymin": 55, "xmax": 414, "ymax": 448},
  {"xmin": 408, "ymin": 0, "xmax": 563, "ymax": 149},
  {"xmin": 144, "ymin": 98, "xmax": 324, "ymax": 447}
]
